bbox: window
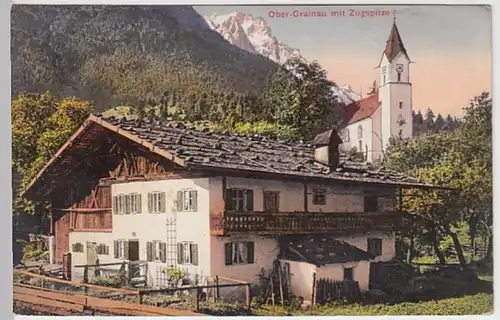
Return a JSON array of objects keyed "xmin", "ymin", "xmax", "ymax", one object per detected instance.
[
  {"xmin": 147, "ymin": 241, "xmax": 166, "ymax": 262},
  {"xmin": 114, "ymin": 240, "xmax": 127, "ymax": 259},
  {"xmin": 129, "ymin": 193, "xmax": 142, "ymax": 214},
  {"xmin": 97, "ymin": 244, "xmax": 109, "ymax": 255},
  {"xmin": 177, "ymin": 242, "xmax": 199, "ymax": 265},
  {"xmin": 113, "ymin": 194, "xmax": 125, "ymax": 214},
  {"xmin": 397, "ymin": 72, "xmax": 402, "ymax": 82},
  {"xmin": 226, "ymin": 189, "xmax": 254, "ymax": 212},
  {"xmin": 72, "ymin": 243, "xmax": 84, "ymax": 253},
  {"xmin": 399, "ymin": 101, "xmax": 403, "ymax": 109},
  {"xmin": 357, "ymin": 125, "xmax": 363, "ymax": 139},
  {"xmin": 358, "ymin": 140, "xmax": 362, "ymax": 153},
  {"xmin": 177, "ymin": 190, "xmax": 198, "ymax": 212},
  {"xmin": 367, "ymin": 238, "xmax": 383, "ymax": 256},
  {"xmin": 345, "ymin": 129, "xmax": 350, "ymax": 142},
  {"xmin": 312, "ymin": 189, "xmax": 326, "ymax": 205},
  {"xmin": 263, "ymin": 191, "xmax": 280, "ymax": 212},
  {"xmin": 383, "ymin": 75, "xmax": 386, "ymax": 84},
  {"xmin": 148, "ymin": 191, "xmax": 166, "ymax": 213},
  {"xmin": 343, "ymin": 267, "xmax": 354, "ymax": 281},
  {"xmin": 225, "ymin": 241, "xmax": 255, "ymax": 265},
  {"xmin": 113, "ymin": 194, "xmax": 142, "ymax": 214},
  {"xmin": 364, "ymin": 196, "xmax": 378, "ymax": 212}
]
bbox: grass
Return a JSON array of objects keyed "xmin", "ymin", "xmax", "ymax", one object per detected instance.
[{"xmin": 253, "ymin": 293, "xmax": 494, "ymax": 316}]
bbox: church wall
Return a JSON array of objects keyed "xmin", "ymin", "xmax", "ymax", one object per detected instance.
[
  {"xmin": 371, "ymin": 106, "xmax": 383, "ymax": 162},
  {"xmin": 342, "ymin": 117, "xmax": 373, "ymax": 163}
]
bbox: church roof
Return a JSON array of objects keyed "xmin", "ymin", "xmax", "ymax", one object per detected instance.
[
  {"xmin": 342, "ymin": 93, "xmax": 380, "ymax": 126},
  {"xmin": 384, "ymin": 21, "xmax": 410, "ymax": 62}
]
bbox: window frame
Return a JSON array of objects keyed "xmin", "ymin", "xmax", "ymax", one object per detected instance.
[
  {"xmin": 263, "ymin": 191, "xmax": 280, "ymax": 213},
  {"xmin": 148, "ymin": 191, "xmax": 166, "ymax": 214},
  {"xmin": 226, "ymin": 189, "xmax": 254, "ymax": 212},
  {"xmin": 116, "ymin": 194, "xmax": 126, "ymax": 215},
  {"xmin": 312, "ymin": 188, "xmax": 326, "ymax": 206},
  {"xmin": 182, "ymin": 189, "xmax": 197, "ymax": 212},
  {"xmin": 343, "ymin": 267, "xmax": 354, "ymax": 281},
  {"xmin": 399, "ymin": 101, "xmax": 403, "ymax": 109},
  {"xmin": 397, "ymin": 72, "xmax": 402, "ymax": 82},
  {"xmin": 224, "ymin": 241, "xmax": 255, "ymax": 265},
  {"xmin": 345, "ymin": 129, "xmax": 350, "ymax": 142},
  {"xmin": 130, "ymin": 193, "xmax": 141, "ymax": 214},
  {"xmin": 177, "ymin": 242, "xmax": 198, "ymax": 265},
  {"xmin": 367, "ymin": 238, "xmax": 383, "ymax": 257},
  {"xmin": 357, "ymin": 125, "xmax": 363, "ymax": 139}
]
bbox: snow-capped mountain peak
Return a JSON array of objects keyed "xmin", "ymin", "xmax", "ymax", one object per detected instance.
[
  {"xmin": 204, "ymin": 12, "xmax": 300, "ymax": 64},
  {"xmin": 204, "ymin": 12, "xmax": 361, "ymax": 105}
]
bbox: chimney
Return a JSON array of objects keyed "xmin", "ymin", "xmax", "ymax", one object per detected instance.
[{"xmin": 311, "ymin": 129, "xmax": 343, "ymax": 168}]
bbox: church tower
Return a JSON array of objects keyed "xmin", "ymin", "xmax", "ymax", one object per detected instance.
[{"xmin": 378, "ymin": 18, "xmax": 413, "ymax": 152}]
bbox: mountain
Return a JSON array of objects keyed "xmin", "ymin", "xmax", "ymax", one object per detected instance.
[
  {"xmin": 11, "ymin": 5, "xmax": 280, "ymax": 110},
  {"xmin": 204, "ymin": 12, "xmax": 361, "ymax": 104},
  {"xmin": 204, "ymin": 12, "xmax": 301, "ymax": 65}
]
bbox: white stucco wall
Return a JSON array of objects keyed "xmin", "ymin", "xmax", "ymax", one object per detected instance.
[
  {"xmin": 209, "ymin": 176, "xmax": 366, "ymax": 214},
  {"xmin": 341, "ymin": 117, "xmax": 373, "ymax": 163},
  {"xmin": 280, "ymin": 259, "xmax": 317, "ymax": 300},
  {"xmin": 316, "ymin": 260, "xmax": 371, "ymax": 292},
  {"xmin": 338, "ymin": 231, "xmax": 396, "ymax": 262},
  {"xmin": 67, "ymin": 178, "xmax": 211, "ymax": 287},
  {"xmin": 281, "ymin": 258, "xmax": 372, "ymax": 300},
  {"xmin": 378, "ymin": 52, "xmax": 413, "ymax": 152},
  {"xmin": 210, "ymin": 234, "xmax": 279, "ymax": 283}
]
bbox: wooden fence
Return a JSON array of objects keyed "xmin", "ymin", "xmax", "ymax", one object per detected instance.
[
  {"xmin": 13, "ymin": 269, "xmax": 203, "ymax": 316},
  {"xmin": 313, "ymin": 278, "xmax": 361, "ymax": 305},
  {"xmin": 73, "ymin": 260, "xmax": 148, "ymax": 286},
  {"xmin": 138, "ymin": 275, "xmax": 251, "ymax": 311}
]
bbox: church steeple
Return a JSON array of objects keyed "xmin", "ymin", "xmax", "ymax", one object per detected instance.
[{"xmin": 383, "ymin": 19, "xmax": 410, "ymax": 62}]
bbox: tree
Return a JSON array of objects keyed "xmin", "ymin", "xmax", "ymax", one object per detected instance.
[
  {"xmin": 413, "ymin": 110, "xmax": 424, "ymax": 137},
  {"xmin": 424, "ymin": 108, "xmax": 435, "ymax": 134},
  {"xmin": 433, "ymin": 114, "xmax": 445, "ymax": 133},
  {"xmin": 367, "ymin": 80, "xmax": 378, "ymax": 96},
  {"xmin": 385, "ymin": 92, "xmax": 492, "ymax": 264},
  {"xmin": 265, "ymin": 57, "xmax": 343, "ymax": 139},
  {"xmin": 12, "ymin": 92, "xmax": 94, "ymax": 218}
]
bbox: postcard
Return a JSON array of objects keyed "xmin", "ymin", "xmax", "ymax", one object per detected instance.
[{"xmin": 11, "ymin": 3, "xmax": 493, "ymax": 317}]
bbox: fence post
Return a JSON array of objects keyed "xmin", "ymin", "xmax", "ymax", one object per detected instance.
[
  {"xmin": 196, "ymin": 287, "xmax": 201, "ymax": 312},
  {"xmin": 245, "ymin": 283, "xmax": 251, "ymax": 311},
  {"xmin": 311, "ymin": 272, "xmax": 317, "ymax": 306},
  {"xmin": 137, "ymin": 291, "xmax": 143, "ymax": 304},
  {"xmin": 214, "ymin": 276, "xmax": 219, "ymax": 303},
  {"xmin": 83, "ymin": 266, "xmax": 89, "ymax": 283}
]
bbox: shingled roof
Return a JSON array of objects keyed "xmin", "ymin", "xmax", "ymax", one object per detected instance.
[
  {"xmin": 384, "ymin": 21, "xmax": 410, "ymax": 62},
  {"xmin": 23, "ymin": 114, "xmax": 437, "ymax": 198},
  {"xmin": 342, "ymin": 93, "xmax": 380, "ymax": 126},
  {"xmin": 279, "ymin": 235, "xmax": 375, "ymax": 266}
]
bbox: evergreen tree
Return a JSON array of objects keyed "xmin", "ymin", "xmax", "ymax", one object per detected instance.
[
  {"xmin": 367, "ymin": 80, "xmax": 378, "ymax": 96},
  {"xmin": 424, "ymin": 108, "xmax": 435, "ymax": 134},
  {"xmin": 413, "ymin": 110, "xmax": 424, "ymax": 137},
  {"xmin": 433, "ymin": 114, "xmax": 445, "ymax": 133}
]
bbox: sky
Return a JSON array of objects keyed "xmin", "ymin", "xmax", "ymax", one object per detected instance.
[{"xmin": 194, "ymin": 5, "xmax": 492, "ymax": 118}]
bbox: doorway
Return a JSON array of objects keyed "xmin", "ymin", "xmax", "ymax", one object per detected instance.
[{"xmin": 128, "ymin": 240, "xmax": 140, "ymax": 278}]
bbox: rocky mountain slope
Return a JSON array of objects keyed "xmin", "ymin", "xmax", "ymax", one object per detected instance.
[{"xmin": 204, "ymin": 12, "xmax": 361, "ymax": 104}]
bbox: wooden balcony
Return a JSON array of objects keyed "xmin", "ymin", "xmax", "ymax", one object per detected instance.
[{"xmin": 210, "ymin": 211, "xmax": 419, "ymax": 236}]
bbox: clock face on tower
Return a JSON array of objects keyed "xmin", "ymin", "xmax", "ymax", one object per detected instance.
[{"xmin": 396, "ymin": 64, "xmax": 404, "ymax": 73}]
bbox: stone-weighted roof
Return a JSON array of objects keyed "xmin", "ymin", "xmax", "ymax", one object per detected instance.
[
  {"xmin": 279, "ymin": 234, "xmax": 375, "ymax": 266},
  {"xmin": 102, "ymin": 115, "xmax": 432, "ymax": 188}
]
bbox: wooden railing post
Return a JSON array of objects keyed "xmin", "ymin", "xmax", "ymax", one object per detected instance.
[
  {"xmin": 214, "ymin": 276, "xmax": 219, "ymax": 303},
  {"xmin": 245, "ymin": 283, "xmax": 251, "ymax": 311},
  {"xmin": 311, "ymin": 272, "xmax": 317, "ymax": 307},
  {"xmin": 137, "ymin": 291, "xmax": 143, "ymax": 304},
  {"xmin": 195, "ymin": 287, "xmax": 201, "ymax": 312},
  {"xmin": 83, "ymin": 266, "xmax": 89, "ymax": 284}
]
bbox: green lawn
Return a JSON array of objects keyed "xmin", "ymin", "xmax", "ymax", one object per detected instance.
[{"xmin": 253, "ymin": 293, "xmax": 493, "ymax": 316}]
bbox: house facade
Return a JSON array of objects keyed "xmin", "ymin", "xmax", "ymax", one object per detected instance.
[
  {"xmin": 340, "ymin": 19, "xmax": 413, "ymax": 163},
  {"xmin": 23, "ymin": 115, "xmax": 432, "ymax": 297}
]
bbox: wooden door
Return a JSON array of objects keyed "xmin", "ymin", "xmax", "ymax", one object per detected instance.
[
  {"xmin": 128, "ymin": 240, "xmax": 140, "ymax": 278},
  {"xmin": 86, "ymin": 242, "xmax": 98, "ymax": 265},
  {"xmin": 55, "ymin": 214, "xmax": 70, "ymax": 263}
]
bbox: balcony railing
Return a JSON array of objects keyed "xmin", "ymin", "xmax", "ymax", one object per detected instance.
[{"xmin": 210, "ymin": 211, "xmax": 418, "ymax": 236}]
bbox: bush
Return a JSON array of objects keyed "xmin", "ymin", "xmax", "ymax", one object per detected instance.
[{"xmin": 89, "ymin": 275, "xmax": 124, "ymax": 288}]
